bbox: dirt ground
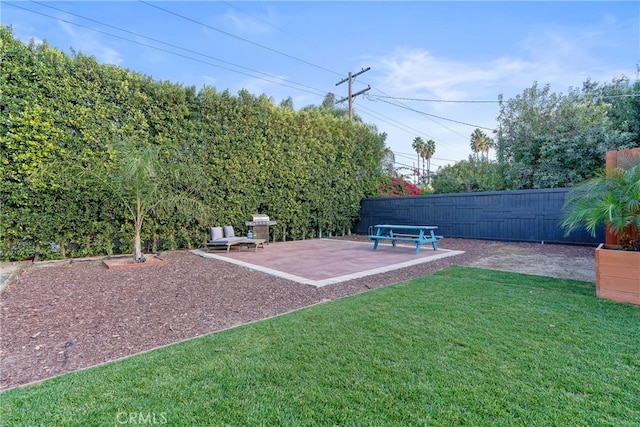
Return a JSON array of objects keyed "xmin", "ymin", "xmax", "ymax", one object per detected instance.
[
  {"xmin": 464, "ymin": 241, "xmax": 595, "ymax": 282},
  {"xmin": 0, "ymin": 237, "xmax": 595, "ymax": 391}
]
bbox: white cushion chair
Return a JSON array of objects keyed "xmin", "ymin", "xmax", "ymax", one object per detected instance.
[
  {"xmin": 206, "ymin": 225, "xmax": 246, "ymax": 252},
  {"xmin": 223, "ymin": 226, "xmax": 235, "ymax": 238},
  {"xmin": 210, "ymin": 226, "xmax": 224, "ymax": 241}
]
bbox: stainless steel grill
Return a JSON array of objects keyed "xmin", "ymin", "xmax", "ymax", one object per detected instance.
[{"xmin": 245, "ymin": 214, "xmax": 277, "ymax": 242}]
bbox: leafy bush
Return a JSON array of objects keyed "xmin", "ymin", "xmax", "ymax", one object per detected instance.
[
  {"xmin": 0, "ymin": 26, "xmax": 387, "ymax": 260},
  {"xmin": 561, "ymin": 154, "xmax": 640, "ymax": 251},
  {"xmin": 432, "ymin": 157, "xmax": 510, "ymax": 194},
  {"xmin": 376, "ymin": 177, "xmax": 422, "ymax": 196}
]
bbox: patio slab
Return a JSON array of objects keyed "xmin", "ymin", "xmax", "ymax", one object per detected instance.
[{"xmin": 190, "ymin": 238, "xmax": 464, "ymax": 287}]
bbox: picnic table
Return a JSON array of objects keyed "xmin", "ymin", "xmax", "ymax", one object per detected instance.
[{"xmin": 368, "ymin": 224, "xmax": 442, "ymax": 254}]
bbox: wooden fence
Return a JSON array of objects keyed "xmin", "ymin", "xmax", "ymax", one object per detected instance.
[{"xmin": 355, "ymin": 188, "xmax": 603, "ymax": 245}]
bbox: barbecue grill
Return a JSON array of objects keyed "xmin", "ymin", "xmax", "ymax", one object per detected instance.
[{"xmin": 245, "ymin": 214, "xmax": 277, "ymax": 243}]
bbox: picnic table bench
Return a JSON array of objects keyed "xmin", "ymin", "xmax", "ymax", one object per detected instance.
[{"xmin": 368, "ymin": 224, "xmax": 442, "ymax": 254}]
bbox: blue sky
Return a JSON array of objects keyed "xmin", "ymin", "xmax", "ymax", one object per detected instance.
[{"xmin": 3, "ymin": 1, "xmax": 639, "ymax": 172}]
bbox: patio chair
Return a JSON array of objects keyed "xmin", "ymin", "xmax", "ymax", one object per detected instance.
[{"xmin": 205, "ymin": 226, "xmax": 247, "ymax": 252}]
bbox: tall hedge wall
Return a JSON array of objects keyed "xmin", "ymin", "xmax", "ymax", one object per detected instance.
[{"xmin": 0, "ymin": 26, "xmax": 388, "ymax": 260}]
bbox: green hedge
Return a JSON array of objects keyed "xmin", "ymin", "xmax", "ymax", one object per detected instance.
[{"xmin": 0, "ymin": 26, "xmax": 387, "ymax": 260}]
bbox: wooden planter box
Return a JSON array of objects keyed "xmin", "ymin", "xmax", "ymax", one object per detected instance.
[{"xmin": 595, "ymin": 243, "xmax": 640, "ymax": 305}]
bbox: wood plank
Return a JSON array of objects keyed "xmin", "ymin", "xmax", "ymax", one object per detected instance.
[{"xmin": 597, "ymin": 264, "xmax": 640, "ymax": 280}]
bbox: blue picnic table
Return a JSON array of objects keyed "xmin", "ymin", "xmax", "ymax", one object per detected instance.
[{"xmin": 368, "ymin": 224, "xmax": 443, "ymax": 254}]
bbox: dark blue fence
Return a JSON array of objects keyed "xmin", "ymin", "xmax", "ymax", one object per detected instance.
[{"xmin": 355, "ymin": 188, "xmax": 603, "ymax": 245}]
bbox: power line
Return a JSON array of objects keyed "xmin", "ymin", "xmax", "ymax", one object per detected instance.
[
  {"xmin": 209, "ymin": 3, "xmax": 462, "ymax": 142},
  {"xmin": 211, "ymin": 6, "xmax": 441, "ymax": 140},
  {"xmin": 391, "ymin": 159, "xmax": 448, "ymax": 180},
  {"xmin": 139, "ymin": 0, "xmax": 342, "ymax": 77},
  {"xmin": 365, "ymin": 90, "xmax": 470, "ymax": 140},
  {"xmin": 23, "ymin": 1, "xmax": 495, "ymax": 141},
  {"xmin": 195, "ymin": 4, "xmax": 470, "ymax": 150},
  {"xmin": 356, "ymin": 89, "xmax": 474, "ymax": 153},
  {"xmin": 356, "ymin": 104, "xmax": 442, "ymax": 143},
  {"xmin": 220, "ymin": 1, "xmax": 348, "ymax": 79},
  {"xmin": 374, "ymin": 97, "xmax": 496, "ymax": 132},
  {"xmin": 393, "ymin": 151, "xmax": 459, "ymax": 164},
  {"xmin": 10, "ymin": 1, "xmax": 498, "ymax": 155},
  {"xmin": 371, "ymin": 95, "xmax": 499, "ymax": 103},
  {"xmin": 8, "ymin": 1, "xmax": 327, "ymax": 97},
  {"xmin": 359, "ymin": 84, "xmax": 474, "ymax": 141},
  {"xmin": 210, "ymin": 1, "xmax": 499, "ymax": 145},
  {"xmin": 335, "ymin": 67, "xmax": 371, "ymax": 121}
]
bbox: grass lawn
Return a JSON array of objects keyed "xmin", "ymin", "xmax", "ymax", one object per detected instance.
[{"xmin": 1, "ymin": 267, "xmax": 639, "ymax": 426}]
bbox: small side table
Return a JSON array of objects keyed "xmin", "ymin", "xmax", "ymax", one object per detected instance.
[{"xmin": 244, "ymin": 239, "xmax": 265, "ymax": 252}]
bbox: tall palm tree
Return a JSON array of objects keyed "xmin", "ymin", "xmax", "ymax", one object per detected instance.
[
  {"xmin": 412, "ymin": 136, "xmax": 426, "ymax": 179},
  {"xmin": 470, "ymin": 128, "xmax": 492, "ymax": 160},
  {"xmin": 481, "ymin": 135, "xmax": 494, "ymax": 159},
  {"xmin": 423, "ymin": 139, "xmax": 436, "ymax": 184}
]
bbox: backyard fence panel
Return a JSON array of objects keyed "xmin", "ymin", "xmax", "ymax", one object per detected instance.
[{"xmin": 355, "ymin": 188, "xmax": 603, "ymax": 245}]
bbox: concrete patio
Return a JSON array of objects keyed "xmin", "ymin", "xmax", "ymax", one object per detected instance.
[{"xmin": 191, "ymin": 238, "xmax": 464, "ymax": 287}]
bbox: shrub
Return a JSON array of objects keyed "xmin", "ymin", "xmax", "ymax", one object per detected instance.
[{"xmin": 376, "ymin": 177, "xmax": 422, "ymax": 196}]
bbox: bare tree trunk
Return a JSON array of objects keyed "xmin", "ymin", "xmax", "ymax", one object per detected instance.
[
  {"xmin": 134, "ymin": 201, "xmax": 145, "ymax": 263},
  {"xmin": 134, "ymin": 226, "xmax": 144, "ymax": 263},
  {"xmin": 152, "ymin": 234, "xmax": 158, "ymax": 253}
]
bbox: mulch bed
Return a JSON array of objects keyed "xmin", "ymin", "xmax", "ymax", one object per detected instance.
[{"xmin": 0, "ymin": 238, "xmax": 594, "ymax": 391}]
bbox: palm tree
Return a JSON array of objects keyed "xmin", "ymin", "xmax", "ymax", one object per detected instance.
[
  {"xmin": 111, "ymin": 142, "xmax": 166, "ymax": 263},
  {"xmin": 76, "ymin": 138, "xmax": 210, "ymax": 263},
  {"xmin": 470, "ymin": 128, "xmax": 492, "ymax": 160},
  {"xmin": 423, "ymin": 139, "xmax": 436, "ymax": 184},
  {"xmin": 561, "ymin": 160, "xmax": 640, "ymax": 251},
  {"xmin": 412, "ymin": 136, "xmax": 425, "ymax": 180},
  {"xmin": 482, "ymin": 135, "xmax": 494, "ymax": 159}
]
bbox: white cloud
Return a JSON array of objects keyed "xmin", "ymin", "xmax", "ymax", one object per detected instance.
[
  {"xmin": 374, "ymin": 28, "xmax": 631, "ymax": 111},
  {"xmin": 514, "ymin": 15, "xmax": 636, "ymax": 88},
  {"xmin": 370, "ymin": 7, "xmax": 638, "ymax": 167},
  {"xmin": 96, "ymin": 47, "xmax": 124, "ymax": 66},
  {"xmin": 375, "ymin": 47, "xmax": 534, "ymax": 102}
]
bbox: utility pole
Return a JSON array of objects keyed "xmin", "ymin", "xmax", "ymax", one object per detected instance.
[{"xmin": 335, "ymin": 67, "xmax": 371, "ymax": 121}]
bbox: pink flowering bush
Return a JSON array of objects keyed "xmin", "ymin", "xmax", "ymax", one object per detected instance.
[{"xmin": 376, "ymin": 177, "xmax": 422, "ymax": 196}]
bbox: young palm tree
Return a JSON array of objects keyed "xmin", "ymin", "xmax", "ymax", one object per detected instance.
[
  {"xmin": 111, "ymin": 142, "xmax": 164, "ymax": 262},
  {"xmin": 71, "ymin": 138, "xmax": 210, "ymax": 263},
  {"xmin": 561, "ymin": 161, "xmax": 640, "ymax": 251},
  {"xmin": 116, "ymin": 141, "xmax": 211, "ymax": 262}
]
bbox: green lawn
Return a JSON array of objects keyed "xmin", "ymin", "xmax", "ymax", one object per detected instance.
[{"xmin": 1, "ymin": 267, "xmax": 639, "ymax": 426}]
